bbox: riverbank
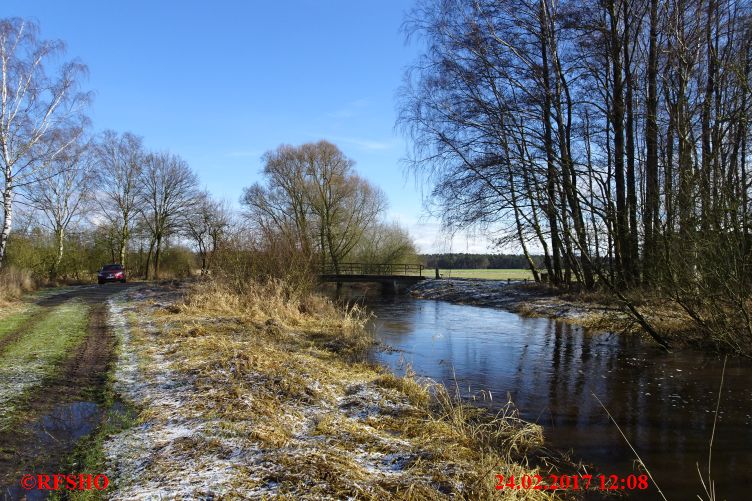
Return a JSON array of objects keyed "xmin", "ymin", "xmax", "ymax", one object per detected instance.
[
  {"xmin": 91, "ymin": 279, "xmax": 565, "ymax": 499},
  {"xmin": 410, "ymin": 279, "xmax": 697, "ymax": 343},
  {"xmin": 410, "ymin": 279, "xmax": 614, "ymax": 321}
]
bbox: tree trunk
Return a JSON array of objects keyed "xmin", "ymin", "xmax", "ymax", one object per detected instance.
[
  {"xmin": 145, "ymin": 238, "xmax": 155, "ymax": 280},
  {"xmin": 119, "ymin": 221, "xmax": 128, "ymax": 267},
  {"xmin": 644, "ymin": 0, "xmax": 659, "ymax": 284},
  {"xmin": 622, "ymin": 0, "xmax": 639, "ymax": 284},
  {"xmin": 154, "ymin": 234, "xmax": 162, "ymax": 280},
  {"xmin": 539, "ymin": 0, "xmax": 562, "ymax": 286},
  {"xmin": 0, "ymin": 179, "xmax": 13, "ymax": 269},
  {"xmin": 700, "ymin": 0, "xmax": 716, "ymax": 232},
  {"xmin": 53, "ymin": 226, "xmax": 64, "ymax": 279},
  {"xmin": 664, "ymin": 82, "xmax": 676, "ymax": 238},
  {"xmin": 608, "ymin": 0, "xmax": 629, "ymax": 286}
]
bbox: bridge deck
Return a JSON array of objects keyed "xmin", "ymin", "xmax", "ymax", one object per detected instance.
[
  {"xmin": 318, "ymin": 263, "xmax": 426, "ymax": 285},
  {"xmin": 319, "ymin": 274, "xmax": 426, "ymax": 284}
]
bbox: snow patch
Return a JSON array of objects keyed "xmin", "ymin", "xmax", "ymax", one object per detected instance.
[{"xmin": 104, "ymin": 289, "xmax": 264, "ymax": 499}]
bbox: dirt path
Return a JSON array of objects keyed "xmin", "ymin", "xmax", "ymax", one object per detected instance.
[
  {"xmin": 0, "ymin": 283, "xmax": 140, "ymax": 499},
  {"xmin": 0, "ymin": 285, "xmax": 128, "ymax": 353}
]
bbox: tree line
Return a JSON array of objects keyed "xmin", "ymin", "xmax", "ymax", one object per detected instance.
[
  {"xmin": 399, "ymin": 0, "xmax": 752, "ymax": 351},
  {"xmin": 3, "ymin": 125, "xmax": 230, "ymax": 280},
  {"xmin": 421, "ymin": 253, "xmax": 543, "ymax": 269},
  {"xmin": 0, "ymin": 18, "xmax": 415, "ymax": 286},
  {"xmin": 0, "ymin": 18, "xmax": 230, "ymax": 280}
]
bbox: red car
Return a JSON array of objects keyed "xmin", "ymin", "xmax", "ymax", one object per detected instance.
[{"xmin": 98, "ymin": 264, "xmax": 127, "ymax": 284}]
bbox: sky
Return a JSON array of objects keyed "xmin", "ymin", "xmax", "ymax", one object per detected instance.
[{"xmin": 2, "ymin": 0, "xmax": 498, "ymax": 253}]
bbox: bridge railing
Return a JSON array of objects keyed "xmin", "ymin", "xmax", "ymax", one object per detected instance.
[{"xmin": 320, "ymin": 262, "xmax": 424, "ymax": 277}]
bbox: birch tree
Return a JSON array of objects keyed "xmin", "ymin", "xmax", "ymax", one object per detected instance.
[
  {"xmin": 399, "ymin": 0, "xmax": 752, "ymax": 351},
  {"xmin": 24, "ymin": 137, "xmax": 93, "ymax": 277},
  {"xmin": 0, "ymin": 18, "xmax": 90, "ymax": 268}
]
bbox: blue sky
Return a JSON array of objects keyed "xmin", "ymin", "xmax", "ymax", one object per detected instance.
[{"xmin": 2, "ymin": 0, "xmax": 496, "ymax": 253}]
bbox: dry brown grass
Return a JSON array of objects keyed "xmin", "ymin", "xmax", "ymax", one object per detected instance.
[
  {"xmin": 0, "ymin": 266, "xmax": 35, "ymax": 304},
  {"xmin": 180, "ymin": 277, "xmax": 374, "ymax": 356},
  {"xmin": 126, "ymin": 277, "xmax": 562, "ymax": 499}
]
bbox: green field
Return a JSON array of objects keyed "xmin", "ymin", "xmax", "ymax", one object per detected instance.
[{"xmin": 432, "ymin": 268, "xmax": 535, "ymax": 280}]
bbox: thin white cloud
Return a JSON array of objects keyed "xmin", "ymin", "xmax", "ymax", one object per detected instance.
[
  {"xmin": 326, "ymin": 135, "xmax": 394, "ymax": 151},
  {"xmin": 327, "ymin": 98, "xmax": 370, "ymax": 119}
]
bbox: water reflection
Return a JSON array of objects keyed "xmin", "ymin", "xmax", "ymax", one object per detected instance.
[
  {"xmin": 33, "ymin": 402, "xmax": 100, "ymax": 446},
  {"xmin": 367, "ymin": 297, "xmax": 752, "ymax": 500},
  {"xmin": 1, "ymin": 402, "xmax": 101, "ymax": 501}
]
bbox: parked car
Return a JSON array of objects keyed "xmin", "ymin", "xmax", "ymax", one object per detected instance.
[{"xmin": 98, "ymin": 264, "xmax": 126, "ymax": 284}]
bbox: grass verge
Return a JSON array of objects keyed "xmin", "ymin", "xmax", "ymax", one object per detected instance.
[
  {"xmin": 0, "ymin": 304, "xmax": 40, "ymax": 343},
  {"xmin": 101, "ymin": 278, "xmax": 562, "ymax": 499}
]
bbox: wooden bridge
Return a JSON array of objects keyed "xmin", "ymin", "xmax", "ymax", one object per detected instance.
[{"xmin": 319, "ymin": 263, "xmax": 427, "ymax": 293}]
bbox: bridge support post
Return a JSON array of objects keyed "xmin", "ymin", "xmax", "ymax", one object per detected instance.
[{"xmin": 381, "ymin": 280, "xmax": 399, "ymax": 295}]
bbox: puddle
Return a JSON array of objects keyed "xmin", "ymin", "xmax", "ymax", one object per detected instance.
[
  {"xmin": 1, "ymin": 402, "xmax": 101, "ymax": 501},
  {"xmin": 33, "ymin": 402, "xmax": 100, "ymax": 447},
  {"xmin": 1, "ymin": 486, "xmax": 47, "ymax": 501}
]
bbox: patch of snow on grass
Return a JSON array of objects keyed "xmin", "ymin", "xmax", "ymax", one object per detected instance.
[
  {"xmin": 0, "ymin": 368, "xmax": 45, "ymax": 425},
  {"xmin": 104, "ymin": 289, "xmax": 264, "ymax": 500}
]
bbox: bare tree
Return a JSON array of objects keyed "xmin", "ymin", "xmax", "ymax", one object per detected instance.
[
  {"xmin": 24, "ymin": 137, "xmax": 94, "ymax": 277},
  {"xmin": 304, "ymin": 141, "xmax": 387, "ymax": 273},
  {"xmin": 139, "ymin": 151, "xmax": 198, "ymax": 279},
  {"xmin": 93, "ymin": 130, "xmax": 144, "ymax": 268},
  {"xmin": 0, "ymin": 18, "xmax": 90, "ymax": 268},
  {"xmin": 400, "ymin": 0, "xmax": 752, "ymax": 352},
  {"xmin": 242, "ymin": 141, "xmax": 387, "ymax": 274},
  {"xmin": 242, "ymin": 144, "xmax": 316, "ymax": 261},
  {"xmin": 185, "ymin": 191, "xmax": 229, "ymax": 274}
]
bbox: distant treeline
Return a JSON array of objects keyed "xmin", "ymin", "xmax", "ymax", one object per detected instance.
[{"xmin": 420, "ymin": 253, "xmax": 542, "ymax": 270}]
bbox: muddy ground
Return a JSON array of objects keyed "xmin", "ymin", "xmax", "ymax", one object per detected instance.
[{"xmin": 0, "ymin": 283, "xmax": 140, "ymax": 500}]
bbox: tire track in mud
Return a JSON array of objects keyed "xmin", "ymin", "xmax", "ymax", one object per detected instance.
[{"xmin": 0, "ymin": 284, "xmax": 139, "ymax": 499}]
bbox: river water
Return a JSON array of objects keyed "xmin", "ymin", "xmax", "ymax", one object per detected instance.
[{"xmin": 364, "ymin": 295, "xmax": 752, "ymax": 500}]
